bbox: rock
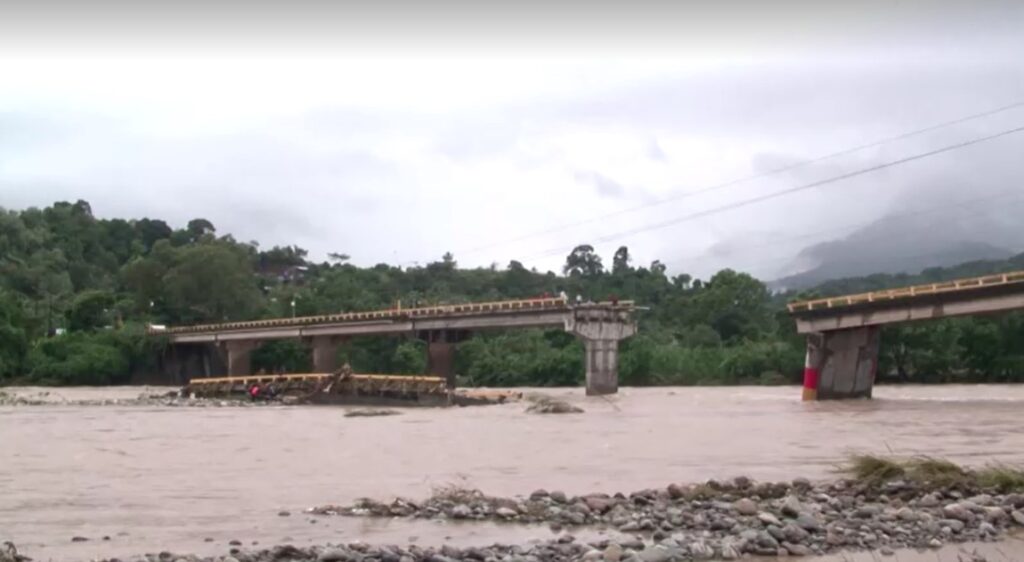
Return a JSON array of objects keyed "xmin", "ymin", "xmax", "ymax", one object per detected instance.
[
  {"xmin": 794, "ymin": 513, "xmax": 822, "ymax": 531},
  {"xmin": 979, "ymin": 522, "xmax": 997, "ymax": 535},
  {"xmin": 756, "ymin": 531, "xmax": 779, "ymax": 549},
  {"xmin": 278, "ymin": 511, "xmax": 291, "ymax": 517},
  {"xmin": 344, "ymin": 408, "xmax": 401, "ymax": 417},
  {"xmin": 581, "ymin": 550, "xmax": 604, "ymax": 562},
  {"xmin": 525, "ymin": 400, "xmax": 583, "ymax": 414},
  {"xmin": 968, "ymin": 494, "xmax": 993, "ymax": 506},
  {"xmin": 855, "ymin": 505, "xmax": 881, "ymax": 518},
  {"xmin": 758, "ymin": 512, "xmax": 782, "ymax": 526},
  {"xmin": 666, "ymin": 484, "xmax": 685, "ymax": 499},
  {"xmin": 880, "ymin": 546, "xmax": 895, "ymax": 556},
  {"xmin": 942, "ymin": 503, "xmax": 971, "ymax": 522},
  {"xmin": 70, "ymin": 536, "xmax": 88, "ymax": 542},
  {"xmin": 689, "ymin": 541, "xmax": 714, "ymax": 560},
  {"xmin": 603, "ymin": 543, "xmax": 623, "ymax": 562},
  {"xmin": 451, "ymin": 504, "xmax": 472, "ymax": 519},
  {"xmin": 781, "ymin": 495, "xmax": 803, "ymax": 517},
  {"xmin": 638, "ymin": 546, "xmax": 675, "ymax": 562},
  {"xmin": 618, "ymin": 521, "xmax": 641, "ymax": 532},
  {"xmin": 584, "ymin": 495, "xmax": 614, "ymax": 514},
  {"xmin": 530, "ymin": 489, "xmax": 549, "ymax": 500},
  {"xmin": 784, "ymin": 542, "xmax": 811, "ymax": 556},
  {"xmin": 496, "ymin": 507, "xmax": 518, "ymax": 519},
  {"xmin": 983, "ymin": 506, "xmax": 1007, "ymax": 521},
  {"xmin": 918, "ymin": 493, "xmax": 941, "ymax": 508},
  {"xmin": 228, "ymin": 540, "xmax": 242, "ymax": 546},
  {"xmin": 782, "ymin": 523, "xmax": 810, "ymax": 543},
  {"xmin": 720, "ymin": 542, "xmax": 740, "ymax": 560},
  {"xmin": 1011, "ymin": 510, "xmax": 1024, "ymax": 526},
  {"xmin": 550, "ymin": 491, "xmax": 568, "ymax": 503},
  {"xmin": 928, "ymin": 538, "xmax": 943, "ymax": 549},
  {"xmin": 733, "ymin": 476, "xmax": 752, "ymax": 489},
  {"xmin": 734, "ymin": 498, "xmax": 758, "ymax": 516},
  {"xmin": 940, "ymin": 518, "xmax": 965, "ymax": 533},
  {"xmin": 896, "ymin": 507, "xmax": 917, "ymax": 521}
]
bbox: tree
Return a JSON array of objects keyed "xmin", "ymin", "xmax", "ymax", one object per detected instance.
[
  {"xmin": 612, "ymin": 246, "xmax": 632, "ymax": 275},
  {"xmin": 68, "ymin": 290, "xmax": 115, "ymax": 332},
  {"xmin": 563, "ymin": 244, "xmax": 604, "ymax": 278},
  {"xmin": 162, "ymin": 243, "xmax": 262, "ymax": 323}
]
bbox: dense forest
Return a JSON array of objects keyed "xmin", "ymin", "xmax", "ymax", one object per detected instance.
[{"xmin": 1, "ymin": 200, "xmax": 1023, "ymax": 387}]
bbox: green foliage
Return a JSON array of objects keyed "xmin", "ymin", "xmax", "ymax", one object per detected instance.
[
  {"xmin": 2, "ymin": 199, "xmax": 1024, "ymax": 387},
  {"xmin": 252, "ymin": 340, "xmax": 312, "ymax": 374},
  {"xmin": 0, "ymin": 291, "xmax": 29, "ymax": 379},
  {"xmin": 68, "ymin": 289, "xmax": 116, "ymax": 331},
  {"xmin": 24, "ymin": 330, "xmax": 147, "ymax": 385}
]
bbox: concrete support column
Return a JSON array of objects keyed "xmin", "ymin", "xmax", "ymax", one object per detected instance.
[
  {"xmin": 566, "ymin": 307, "xmax": 637, "ymax": 396},
  {"xmin": 223, "ymin": 340, "xmax": 257, "ymax": 376},
  {"xmin": 420, "ymin": 330, "xmax": 469, "ymax": 389},
  {"xmin": 311, "ymin": 335, "xmax": 341, "ymax": 373},
  {"xmin": 803, "ymin": 326, "xmax": 880, "ymax": 400},
  {"xmin": 583, "ymin": 338, "xmax": 621, "ymax": 395},
  {"xmin": 427, "ymin": 341, "xmax": 457, "ymax": 389}
]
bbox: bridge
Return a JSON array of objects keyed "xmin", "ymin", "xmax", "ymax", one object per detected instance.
[
  {"xmin": 151, "ymin": 297, "xmax": 637, "ymax": 395},
  {"xmin": 788, "ymin": 270, "xmax": 1024, "ymax": 400}
]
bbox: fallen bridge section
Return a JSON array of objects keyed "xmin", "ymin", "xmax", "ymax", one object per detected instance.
[{"xmin": 789, "ymin": 270, "xmax": 1024, "ymax": 400}]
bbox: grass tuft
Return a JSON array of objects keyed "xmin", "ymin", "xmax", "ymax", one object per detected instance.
[
  {"xmin": 976, "ymin": 464, "xmax": 1024, "ymax": 493},
  {"xmin": 841, "ymin": 454, "xmax": 906, "ymax": 484},
  {"xmin": 840, "ymin": 454, "xmax": 1024, "ymax": 493}
]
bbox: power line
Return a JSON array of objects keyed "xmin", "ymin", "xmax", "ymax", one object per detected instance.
[
  {"xmin": 524, "ymin": 122, "xmax": 1024, "ymax": 262},
  {"xmin": 450, "ymin": 99, "xmax": 1024, "ymax": 260}
]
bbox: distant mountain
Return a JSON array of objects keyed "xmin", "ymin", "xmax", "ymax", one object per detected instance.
[{"xmin": 770, "ymin": 205, "xmax": 1023, "ymax": 291}]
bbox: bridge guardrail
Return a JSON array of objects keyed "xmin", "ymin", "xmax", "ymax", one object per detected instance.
[
  {"xmin": 150, "ymin": 298, "xmax": 636, "ymax": 335},
  {"xmin": 787, "ymin": 270, "xmax": 1024, "ymax": 313}
]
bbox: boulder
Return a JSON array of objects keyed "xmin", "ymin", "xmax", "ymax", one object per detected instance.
[{"xmin": 734, "ymin": 498, "xmax": 758, "ymax": 516}]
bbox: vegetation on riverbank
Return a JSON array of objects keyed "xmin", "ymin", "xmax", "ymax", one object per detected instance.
[
  {"xmin": 841, "ymin": 455, "xmax": 1024, "ymax": 493},
  {"xmin": 2, "ymin": 200, "xmax": 1024, "ymax": 386}
]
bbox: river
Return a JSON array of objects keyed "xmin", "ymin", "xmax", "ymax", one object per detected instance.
[{"xmin": 3, "ymin": 384, "xmax": 1024, "ymax": 561}]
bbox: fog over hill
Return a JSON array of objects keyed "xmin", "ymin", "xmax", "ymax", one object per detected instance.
[{"xmin": 770, "ymin": 190, "xmax": 1024, "ymax": 290}]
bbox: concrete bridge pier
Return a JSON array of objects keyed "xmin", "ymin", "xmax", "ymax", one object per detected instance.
[
  {"xmin": 567, "ymin": 307, "xmax": 637, "ymax": 396},
  {"xmin": 222, "ymin": 340, "xmax": 257, "ymax": 376},
  {"xmin": 802, "ymin": 326, "xmax": 880, "ymax": 400},
  {"xmin": 421, "ymin": 330, "xmax": 470, "ymax": 388},
  {"xmin": 311, "ymin": 335, "xmax": 342, "ymax": 373}
]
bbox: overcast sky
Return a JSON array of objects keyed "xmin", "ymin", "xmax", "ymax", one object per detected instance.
[{"xmin": 2, "ymin": 1, "xmax": 1023, "ymax": 280}]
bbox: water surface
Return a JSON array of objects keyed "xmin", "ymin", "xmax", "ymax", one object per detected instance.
[{"xmin": 3, "ymin": 384, "xmax": 1024, "ymax": 560}]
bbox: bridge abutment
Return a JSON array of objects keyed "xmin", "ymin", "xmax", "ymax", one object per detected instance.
[
  {"xmin": 802, "ymin": 326, "xmax": 880, "ymax": 400},
  {"xmin": 567, "ymin": 307, "xmax": 637, "ymax": 396},
  {"xmin": 222, "ymin": 340, "xmax": 257, "ymax": 376}
]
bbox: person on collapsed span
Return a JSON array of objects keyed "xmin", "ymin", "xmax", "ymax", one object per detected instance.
[{"xmin": 249, "ymin": 383, "xmax": 262, "ymax": 401}]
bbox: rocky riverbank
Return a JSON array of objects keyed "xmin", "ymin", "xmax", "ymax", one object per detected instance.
[
  {"xmin": 0, "ymin": 389, "xmax": 268, "ymax": 408},
  {"xmin": 309, "ymin": 471, "xmax": 1024, "ymax": 559}
]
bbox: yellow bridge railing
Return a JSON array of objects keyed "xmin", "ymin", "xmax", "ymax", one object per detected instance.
[
  {"xmin": 150, "ymin": 297, "xmax": 635, "ymax": 335},
  {"xmin": 788, "ymin": 270, "xmax": 1024, "ymax": 313},
  {"xmin": 152, "ymin": 297, "xmax": 573, "ymax": 335}
]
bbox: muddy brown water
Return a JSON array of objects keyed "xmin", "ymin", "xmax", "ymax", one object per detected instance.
[{"xmin": 3, "ymin": 385, "xmax": 1024, "ymax": 561}]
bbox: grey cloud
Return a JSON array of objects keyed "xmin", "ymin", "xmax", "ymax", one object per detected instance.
[
  {"xmin": 648, "ymin": 138, "xmax": 667, "ymax": 162},
  {"xmin": 574, "ymin": 171, "xmax": 626, "ymax": 198}
]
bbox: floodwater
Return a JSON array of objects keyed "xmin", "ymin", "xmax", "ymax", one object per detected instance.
[{"xmin": 3, "ymin": 385, "xmax": 1024, "ymax": 561}]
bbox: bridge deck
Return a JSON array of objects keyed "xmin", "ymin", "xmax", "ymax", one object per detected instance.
[
  {"xmin": 151, "ymin": 297, "xmax": 634, "ymax": 336},
  {"xmin": 787, "ymin": 270, "xmax": 1024, "ymax": 314}
]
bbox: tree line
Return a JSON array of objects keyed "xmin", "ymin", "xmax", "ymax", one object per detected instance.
[{"xmin": 1, "ymin": 200, "xmax": 1023, "ymax": 386}]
